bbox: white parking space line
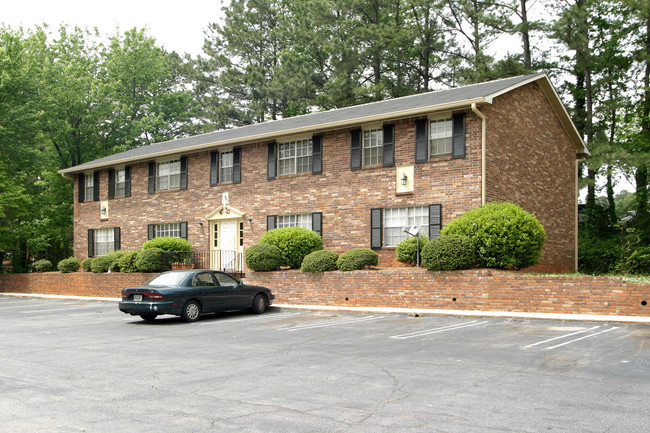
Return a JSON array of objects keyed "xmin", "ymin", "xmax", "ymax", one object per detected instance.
[
  {"xmin": 276, "ymin": 315, "xmax": 384, "ymax": 331},
  {"xmin": 389, "ymin": 320, "xmax": 488, "ymax": 340},
  {"xmin": 523, "ymin": 326, "xmax": 601, "ymax": 349},
  {"xmin": 545, "ymin": 327, "xmax": 619, "ymax": 350},
  {"xmin": 199, "ymin": 312, "xmax": 302, "ymax": 326}
]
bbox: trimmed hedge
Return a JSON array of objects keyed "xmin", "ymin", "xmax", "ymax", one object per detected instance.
[
  {"xmin": 33, "ymin": 259, "xmax": 53, "ymax": 273},
  {"xmin": 90, "ymin": 251, "xmax": 126, "ymax": 273},
  {"xmin": 301, "ymin": 250, "xmax": 339, "ymax": 272},
  {"xmin": 81, "ymin": 257, "xmax": 93, "ymax": 272},
  {"xmin": 260, "ymin": 227, "xmax": 323, "ymax": 269},
  {"xmin": 337, "ymin": 248, "xmax": 378, "ymax": 271},
  {"xmin": 421, "ymin": 235, "xmax": 476, "ymax": 271},
  {"xmin": 245, "ymin": 243, "xmax": 283, "ymax": 272},
  {"xmin": 395, "ymin": 235, "xmax": 429, "ymax": 266},
  {"xmin": 57, "ymin": 257, "xmax": 80, "ymax": 273},
  {"xmin": 118, "ymin": 251, "xmax": 140, "ymax": 273},
  {"xmin": 442, "ymin": 202, "xmax": 546, "ymax": 269},
  {"xmin": 142, "ymin": 236, "xmax": 192, "ymax": 252},
  {"xmin": 135, "ymin": 248, "xmax": 166, "ymax": 273}
]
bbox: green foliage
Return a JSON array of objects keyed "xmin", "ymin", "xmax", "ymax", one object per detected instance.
[
  {"xmin": 395, "ymin": 236, "xmax": 429, "ymax": 266},
  {"xmin": 336, "ymin": 249, "xmax": 378, "ymax": 271},
  {"xmin": 32, "ymin": 259, "xmax": 53, "ymax": 273},
  {"xmin": 259, "ymin": 227, "xmax": 323, "ymax": 269},
  {"xmin": 245, "ymin": 243, "xmax": 283, "ymax": 272},
  {"xmin": 81, "ymin": 258, "xmax": 93, "ymax": 272},
  {"xmin": 135, "ymin": 247, "xmax": 166, "ymax": 273},
  {"xmin": 442, "ymin": 202, "xmax": 546, "ymax": 269},
  {"xmin": 301, "ymin": 250, "xmax": 339, "ymax": 273},
  {"xmin": 578, "ymin": 235, "xmax": 620, "ymax": 274},
  {"xmin": 118, "ymin": 251, "xmax": 140, "ymax": 273},
  {"xmin": 142, "ymin": 236, "xmax": 192, "ymax": 251},
  {"xmin": 421, "ymin": 235, "xmax": 476, "ymax": 271},
  {"xmin": 57, "ymin": 257, "xmax": 80, "ymax": 273},
  {"xmin": 621, "ymin": 247, "xmax": 650, "ymax": 275}
]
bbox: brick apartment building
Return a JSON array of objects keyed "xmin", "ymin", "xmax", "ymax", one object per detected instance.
[{"xmin": 59, "ymin": 74, "xmax": 588, "ymax": 273}]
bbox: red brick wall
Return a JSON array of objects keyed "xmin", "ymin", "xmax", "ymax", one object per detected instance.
[
  {"xmin": 483, "ymin": 83, "xmax": 577, "ymax": 272},
  {"xmin": 2, "ymin": 270, "xmax": 648, "ymax": 318}
]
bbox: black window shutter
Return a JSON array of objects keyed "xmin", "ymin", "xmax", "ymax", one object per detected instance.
[
  {"xmin": 93, "ymin": 171, "xmax": 100, "ymax": 201},
  {"xmin": 180, "ymin": 156, "xmax": 188, "ymax": 190},
  {"xmin": 180, "ymin": 222, "xmax": 188, "ymax": 239},
  {"xmin": 267, "ymin": 142, "xmax": 276, "ymax": 180},
  {"xmin": 267, "ymin": 215, "xmax": 276, "ymax": 231},
  {"xmin": 108, "ymin": 169, "xmax": 115, "ymax": 199},
  {"xmin": 382, "ymin": 124, "xmax": 395, "ymax": 167},
  {"xmin": 312, "ymin": 212, "xmax": 323, "ymax": 237},
  {"xmin": 233, "ymin": 147, "xmax": 242, "ymax": 184},
  {"xmin": 429, "ymin": 204, "xmax": 442, "ymax": 239},
  {"xmin": 78, "ymin": 173, "xmax": 85, "ymax": 203},
  {"xmin": 87, "ymin": 229, "xmax": 94, "ymax": 257},
  {"xmin": 113, "ymin": 227, "xmax": 121, "ymax": 251},
  {"xmin": 148, "ymin": 162, "xmax": 155, "ymax": 194},
  {"xmin": 350, "ymin": 129, "xmax": 361, "ymax": 170},
  {"xmin": 371, "ymin": 208, "xmax": 383, "ymax": 250},
  {"xmin": 148, "ymin": 224, "xmax": 155, "ymax": 240},
  {"xmin": 452, "ymin": 113, "xmax": 466, "ymax": 159},
  {"xmin": 415, "ymin": 119, "xmax": 428, "ymax": 163},
  {"xmin": 125, "ymin": 166, "xmax": 131, "ymax": 197},
  {"xmin": 312, "ymin": 135, "xmax": 322, "ymax": 175},
  {"xmin": 210, "ymin": 151, "xmax": 218, "ymax": 186}
]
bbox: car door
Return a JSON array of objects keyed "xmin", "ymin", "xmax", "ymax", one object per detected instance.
[
  {"xmin": 214, "ymin": 272, "xmax": 250, "ymax": 309},
  {"xmin": 190, "ymin": 271, "xmax": 228, "ymax": 312}
]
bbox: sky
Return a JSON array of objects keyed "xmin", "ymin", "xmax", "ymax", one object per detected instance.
[{"xmin": 1, "ymin": 0, "xmax": 224, "ymax": 56}]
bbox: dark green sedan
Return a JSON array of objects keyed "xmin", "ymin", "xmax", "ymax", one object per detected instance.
[{"xmin": 119, "ymin": 270, "xmax": 274, "ymax": 322}]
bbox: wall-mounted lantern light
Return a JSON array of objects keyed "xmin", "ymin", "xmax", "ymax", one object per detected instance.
[{"xmin": 401, "ymin": 173, "xmax": 408, "ymax": 185}]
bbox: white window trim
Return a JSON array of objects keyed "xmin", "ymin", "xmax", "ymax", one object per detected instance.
[
  {"xmin": 94, "ymin": 228, "xmax": 114, "ymax": 256},
  {"xmin": 220, "ymin": 150, "xmax": 234, "ymax": 183},
  {"xmin": 276, "ymin": 213, "xmax": 312, "ymax": 230},
  {"xmin": 278, "ymin": 138, "xmax": 313, "ymax": 176},
  {"xmin": 155, "ymin": 222, "xmax": 181, "ymax": 238},
  {"xmin": 362, "ymin": 128, "xmax": 383, "ymax": 167},
  {"xmin": 383, "ymin": 206, "xmax": 429, "ymax": 247},
  {"xmin": 84, "ymin": 172, "xmax": 94, "ymax": 201},
  {"xmin": 156, "ymin": 159, "xmax": 181, "ymax": 191},
  {"xmin": 428, "ymin": 115, "xmax": 453, "ymax": 157}
]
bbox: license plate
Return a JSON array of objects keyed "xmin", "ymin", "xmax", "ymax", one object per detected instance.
[{"xmin": 133, "ymin": 294, "xmax": 143, "ymax": 302}]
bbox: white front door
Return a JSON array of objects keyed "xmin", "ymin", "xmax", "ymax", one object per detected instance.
[{"xmin": 211, "ymin": 219, "xmax": 240, "ymax": 271}]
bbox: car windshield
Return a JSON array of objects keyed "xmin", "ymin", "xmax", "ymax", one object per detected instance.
[{"xmin": 146, "ymin": 272, "xmax": 186, "ymax": 287}]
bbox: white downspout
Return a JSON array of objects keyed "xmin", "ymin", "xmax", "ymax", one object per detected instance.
[{"xmin": 471, "ymin": 103, "xmax": 487, "ymax": 205}]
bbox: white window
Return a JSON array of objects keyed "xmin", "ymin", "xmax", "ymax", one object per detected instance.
[
  {"xmin": 277, "ymin": 214, "xmax": 312, "ymax": 230},
  {"xmin": 220, "ymin": 151, "xmax": 233, "ymax": 183},
  {"xmin": 383, "ymin": 206, "xmax": 429, "ymax": 247},
  {"xmin": 156, "ymin": 159, "xmax": 181, "ymax": 191},
  {"xmin": 362, "ymin": 129, "xmax": 382, "ymax": 167},
  {"xmin": 115, "ymin": 168, "xmax": 126, "ymax": 197},
  {"xmin": 429, "ymin": 117, "xmax": 453, "ymax": 157},
  {"xmin": 94, "ymin": 228, "xmax": 114, "ymax": 256},
  {"xmin": 278, "ymin": 139, "xmax": 312, "ymax": 176},
  {"xmin": 155, "ymin": 223, "xmax": 181, "ymax": 238},
  {"xmin": 84, "ymin": 174, "xmax": 94, "ymax": 202}
]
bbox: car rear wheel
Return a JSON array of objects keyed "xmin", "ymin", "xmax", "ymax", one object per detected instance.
[
  {"xmin": 181, "ymin": 300, "xmax": 201, "ymax": 322},
  {"xmin": 140, "ymin": 314, "xmax": 158, "ymax": 322},
  {"xmin": 251, "ymin": 294, "xmax": 267, "ymax": 314}
]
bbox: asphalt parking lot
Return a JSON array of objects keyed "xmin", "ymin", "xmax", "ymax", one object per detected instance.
[{"xmin": 1, "ymin": 295, "xmax": 649, "ymax": 433}]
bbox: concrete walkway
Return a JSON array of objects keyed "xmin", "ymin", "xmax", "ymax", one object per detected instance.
[{"xmin": 3, "ymin": 292, "xmax": 650, "ymax": 324}]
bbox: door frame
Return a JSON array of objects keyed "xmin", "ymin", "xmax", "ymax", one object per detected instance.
[{"xmin": 205, "ymin": 205, "xmax": 245, "ymax": 271}]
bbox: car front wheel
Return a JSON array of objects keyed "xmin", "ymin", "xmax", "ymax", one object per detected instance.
[
  {"xmin": 251, "ymin": 294, "xmax": 267, "ymax": 314},
  {"xmin": 181, "ymin": 300, "xmax": 201, "ymax": 322}
]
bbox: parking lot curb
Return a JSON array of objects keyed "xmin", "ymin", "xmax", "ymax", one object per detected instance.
[{"xmin": 2, "ymin": 293, "xmax": 649, "ymax": 324}]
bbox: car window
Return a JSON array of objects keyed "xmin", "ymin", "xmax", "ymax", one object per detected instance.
[
  {"xmin": 215, "ymin": 272, "xmax": 238, "ymax": 287},
  {"xmin": 146, "ymin": 272, "xmax": 186, "ymax": 286},
  {"xmin": 192, "ymin": 272, "xmax": 216, "ymax": 287}
]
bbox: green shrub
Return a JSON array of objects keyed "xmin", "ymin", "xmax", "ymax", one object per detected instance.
[
  {"xmin": 32, "ymin": 259, "xmax": 53, "ymax": 273},
  {"xmin": 442, "ymin": 202, "xmax": 546, "ymax": 269},
  {"xmin": 336, "ymin": 248, "xmax": 378, "ymax": 271},
  {"xmin": 245, "ymin": 243, "xmax": 283, "ymax": 272},
  {"xmin": 578, "ymin": 235, "xmax": 620, "ymax": 274},
  {"xmin": 81, "ymin": 257, "xmax": 93, "ymax": 272},
  {"xmin": 57, "ymin": 257, "xmax": 80, "ymax": 273},
  {"xmin": 621, "ymin": 247, "xmax": 650, "ymax": 275},
  {"xmin": 118, "ymin": 251, "xmax": 140, "ymax": 273},
  {"xmin": 135, "ymin": 247, "xmax": 166, "ymax": 273},
  {"xmin": 395, "ymin": 235, "xmax": 429, "ymax": 266},
  {"xmin": 143, "ymin": 236, "xmax": 192, "ymax": 264},
  {"xmin": 260, "ymin": 227, "xmax": 323, "ymax": 269},
  {"xmin": 301, "ymin": 250, "xmax": 339, "ymax": 272},
  {"xmin": 421, "ymin": 235, "xmax": 476, "ymax": 271}
]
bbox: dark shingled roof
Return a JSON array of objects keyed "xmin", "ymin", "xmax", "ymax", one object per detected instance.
[{"xmin": 60, "ymin": 74, "xmax": 585, "ymax": 174}]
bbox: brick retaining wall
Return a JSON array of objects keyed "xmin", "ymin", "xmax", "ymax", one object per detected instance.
[{"xmin": 1, "ymin": 269, "xmax": 648, "ymax": 318}]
